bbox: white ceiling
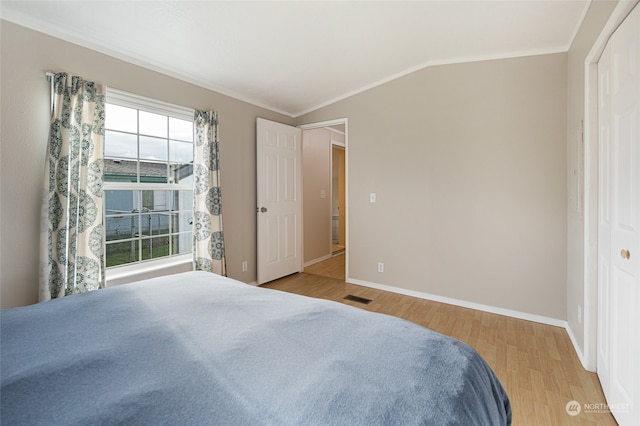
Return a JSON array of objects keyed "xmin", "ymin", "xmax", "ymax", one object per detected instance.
[{"xmin": 1, "ymin": 1, "xmax": 590, "ymax": 117}]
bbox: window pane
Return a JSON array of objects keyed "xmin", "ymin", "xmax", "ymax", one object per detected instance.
[
  {"xmin": 142, "ymin": 236, "xmax": 170, "ymax": 261},
  {"xmin": 106, "ymin": 104, "xmax": 137, "ymax": 133},
  {"xmin": 140, "ymin": 214, "xmax": 153, "ymax": 236},
  {"xmin": 169, "ymin": 140, "xmax": 193, "ymax": 164},
  {"xmin": 106, "ymin": 240, "xmax": 139, "ymax": 267},
  {"xmin": 105, "ymin": 190, "xmax": 137, "ymax": 213},
  {"xmin": 170, "ymin": 163, "xmax": 193, "ymax": 184},
  {"xmin": 139, "ymin": 111, "xmax": 167, "ymax": 138},
  {"xmin": 172, "ymin": 233, "xmax": 192, "ymax": 255},
  {"xmin": 140, "ymin": 190, "xmax": 168, "ymax": 211},
  {"xmin": 140, "ymin": 213, "xmax": 170, "ymax": 236},
  {"xmin": 139, "ymin": 161, "xmax": 168, "ymax": 183},
  {"xmin": 105, "ymin": 215, "xmax": 138, "ymax": 242},
  {"xmin": 168, "ymin": 190, "xmax": 178, "ymax": 211},
  {"xmin": 140, "ymin": 135, "xmax": 168, "ymax": 162},
  {"xmin": 104, "ymin": 159, "xmax": 138, "ymax": 183},
  {"xmin": 169, "ymin": 117, "xmax": 193, "ymax": 142},
  {"xmin": 152, "ymin": 214, "xmax": 170, "ymax": 235},
  {"xmin": 178, "ymin": 210, "xmax": 193, "ymax": 233},
  {"xmin": 178, "ymin": 190, "xmax": 193, "ymax": 212},
  {"xmin": 151, "ymin": 190, "xmax": 169, "ymax": 211},
  {"xmin": 105, "ymin": 131, "xmax": 137, "ymax": 159}
]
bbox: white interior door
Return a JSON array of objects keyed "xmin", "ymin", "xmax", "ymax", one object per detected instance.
[
  {"xmin": 597, "ymin": 4, "xmax": 640, "ymax": 425},
  {"xmin": 597, "ymin": 36, "xmax": 613, "ymax": 404},
  {"xmin": 256, "ymin": 118, "xmax": 302, "ymax": 284}
]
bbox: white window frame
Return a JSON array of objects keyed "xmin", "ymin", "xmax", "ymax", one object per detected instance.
[{"xmin": 104, "ymin": 89, "xmax": 195, "ymax": 284}]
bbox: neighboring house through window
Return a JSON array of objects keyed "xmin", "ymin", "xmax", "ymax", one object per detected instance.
[{"xmin": 104, "ymin": 89, "xmax": 194, "ymax": 269}]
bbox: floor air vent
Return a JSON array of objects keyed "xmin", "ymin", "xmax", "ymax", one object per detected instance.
[{"xmin": 344, "ymin": 295, "xmax": 372, "ymax": 305}]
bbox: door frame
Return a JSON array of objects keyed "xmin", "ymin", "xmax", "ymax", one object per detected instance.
[
  {"xmin": 331, "ymin": 142, "xmax": 346, "ymax": 252},
  {"xmin": 583, "ymin": 0, "xmax": 639, "ymax": 372},
  {"xmin": 299, "ymin": 118, "xmax": 349, "ymax": 279}
]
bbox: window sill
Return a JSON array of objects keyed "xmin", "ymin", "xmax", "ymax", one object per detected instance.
[{"xmin": 106, "ymin": 254, "xmax": 193, "ymax": 287}]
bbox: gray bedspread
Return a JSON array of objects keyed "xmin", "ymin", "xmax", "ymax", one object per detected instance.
[{"xmin": 1, "ymin": 271, "xmax": 511, "ymax": 425}]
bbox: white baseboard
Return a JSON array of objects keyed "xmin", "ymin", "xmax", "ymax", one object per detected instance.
[
  {"xmin": 346, "ymin": 277, "xmax": 567, "ymax": 328},
  {"xmin": 349, "ymin": 276, "xmax": 591, "ymax": 371},
  {"xmin": 303, "ymin": 254, "xmax": 332, "ymax": 268},
  {"xmin": 255, "ymin": 270, "xmax": 586, "ymax": 365},
  {"xmin": 565, "ymin": 324, "xmax": 588, "ymax": 369}
]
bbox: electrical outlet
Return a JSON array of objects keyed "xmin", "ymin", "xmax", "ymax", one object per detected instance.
[
  {"xmin": 242, "ymin": 261, "xmax": 248, "ymax": 272},
  {"xmin": 577, "ymin": 305, "xmax": 582, "ymax": 324},
  {"xmin": 377, "ymin": 262, "xmax": 384, "ymax": 273}
]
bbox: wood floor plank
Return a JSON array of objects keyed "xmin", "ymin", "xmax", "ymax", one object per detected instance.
[{"xmin": 263, "ymin": 255, "xmax": 617, "ymax": 425}]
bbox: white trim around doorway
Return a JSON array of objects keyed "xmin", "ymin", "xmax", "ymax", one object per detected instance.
[{"xmin": 299, "ymin": 119, "xmax": 349, "ymax": 281}]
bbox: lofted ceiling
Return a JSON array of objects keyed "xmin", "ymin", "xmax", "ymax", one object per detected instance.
[{"xmin": 0, "ymin": 1, "xmax": 590, "ymax": 117}]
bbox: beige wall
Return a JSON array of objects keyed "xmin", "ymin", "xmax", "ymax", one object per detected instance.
[
  {"xmin": 298, "ymin": 53, "xmax": 568, "ymax": 320},
  {"xmin": 0, "ymin": 21, "xmax": 294, "ymax": 309},
  {"xmin": 565, "ymin": 0, "xmax": 619, "ymax": 363},
  {"xmin": 302, "ymin": 128, "xmax": 332, "ymax": 263},
  {"xmin": 0, "ymin": 11, "xmax": 619, "ymax": 326}
]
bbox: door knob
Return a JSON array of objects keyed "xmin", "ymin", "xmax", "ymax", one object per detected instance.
[
  {"xmin": 260, "ymin": 207, "xmax": 267, "ymax": 213},
  {"xmin": 620, "ymin": 249, "xmax": 631, "ymax": 260}
]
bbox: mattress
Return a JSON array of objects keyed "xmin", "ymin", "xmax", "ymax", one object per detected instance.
[{"xmin": 1, "ymin": 271, "xmax": 511, "ymax": 425}]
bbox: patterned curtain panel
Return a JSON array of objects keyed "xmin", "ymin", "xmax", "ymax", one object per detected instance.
[
  {"xmin": 193, "ymin": 110, "xmax": 226, "ymax": 276},
  {"xmin": 39, "ymin": 73, "xmax": 106, "ymax": 301}
]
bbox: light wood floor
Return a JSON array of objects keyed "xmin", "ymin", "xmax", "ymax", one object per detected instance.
[
  {"xmin": 331, "ymin": 244, "xmax": 345, "ymax": 255},
  {"xmin": 264, "ymin": 254, "xmax": 616, "ymax": 426},
  {"xmin": 304, "ymin": 252, "xmax": 346, "ymax": 280}
]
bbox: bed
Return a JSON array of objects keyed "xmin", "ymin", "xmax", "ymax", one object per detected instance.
[{"xmin": 1, "ymin": 271, "xmax": 511, "ymax": 425}]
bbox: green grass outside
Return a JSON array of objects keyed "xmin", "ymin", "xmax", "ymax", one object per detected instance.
[{"xmin": 106, "ymin": 238, "xmax": 171, "ymax": 267}]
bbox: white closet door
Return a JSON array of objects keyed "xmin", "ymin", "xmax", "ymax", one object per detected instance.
[{"xmin": 597, "ymin": 4, "xmax": 640, "ymax": 425}]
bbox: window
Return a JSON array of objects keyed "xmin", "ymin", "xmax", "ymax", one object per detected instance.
[{"xmin": 104, "ymin": 89, "xmax": 194, "ymax": 268}]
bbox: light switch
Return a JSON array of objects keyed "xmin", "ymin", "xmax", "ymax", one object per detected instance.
[
  {"xmin": 370, "ymin": 192, "xmax": 376, "ymax": 203},
  {"xmin": 320, "ymin": 189, "xmax": 326, "ymax": 199}
]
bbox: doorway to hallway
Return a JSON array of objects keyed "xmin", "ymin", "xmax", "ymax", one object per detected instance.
[{"xmin": 300, "ymin": 119, "xmax": 348, "ymax": 281}]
